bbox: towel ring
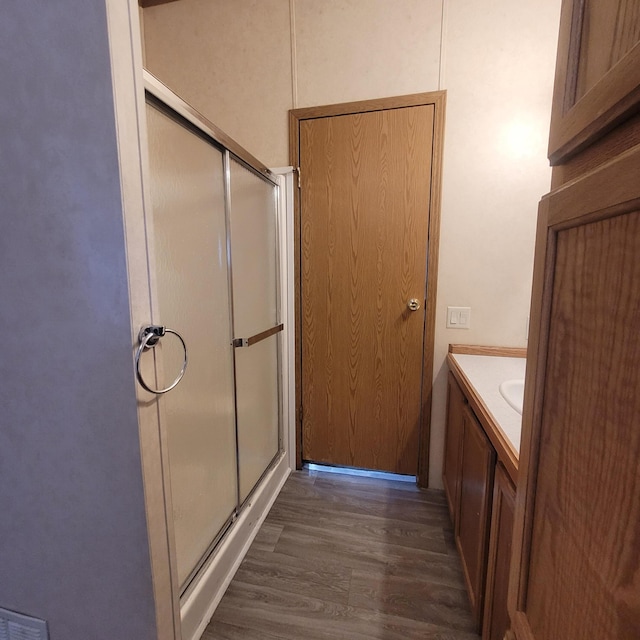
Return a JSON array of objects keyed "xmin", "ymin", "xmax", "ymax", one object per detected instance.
[{"xmin": 135, "ymin": 324, "xmax": 188, "ymax": 395}]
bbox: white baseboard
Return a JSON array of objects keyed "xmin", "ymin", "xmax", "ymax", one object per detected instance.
[{"xmin": 179, "ymin": 455, "xmax": 291, "ymax": 640}]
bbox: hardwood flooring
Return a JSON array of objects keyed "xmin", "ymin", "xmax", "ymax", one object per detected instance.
[{"xmin": 203, "ymin": 469, "xmax": 478, "ymax": 640}]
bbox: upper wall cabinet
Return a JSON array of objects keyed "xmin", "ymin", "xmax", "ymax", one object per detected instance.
[{"xmin": 548, "ymin": 0, "xmax": 640, "ymax": 164}]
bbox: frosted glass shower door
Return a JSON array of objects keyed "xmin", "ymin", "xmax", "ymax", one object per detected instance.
[
  {"xmin": 145, "ymin": 103, "xmax": 238, "ymax": 590},
  {"xmin": 229, "ymin": 157, "xmax": 281, "ymax": 502}
]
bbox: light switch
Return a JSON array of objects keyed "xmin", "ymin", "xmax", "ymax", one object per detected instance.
[{"xmin": 447, "ymin": 306, "xmax": 471, "ymax": 329}]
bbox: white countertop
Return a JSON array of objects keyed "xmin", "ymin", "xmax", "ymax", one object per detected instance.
[{"xmin": 451, "ymin": 353, "xmax": 526, "ymax": 454}]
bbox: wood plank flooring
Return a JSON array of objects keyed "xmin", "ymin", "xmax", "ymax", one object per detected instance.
[{"xmin": 203, "ymin": 469, "xmax": 479, "ymax": 640}]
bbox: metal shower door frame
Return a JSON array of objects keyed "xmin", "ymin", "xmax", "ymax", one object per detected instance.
[{"xmin": 143, "ymin": 70, "xmax": 284, "ymax": 598}]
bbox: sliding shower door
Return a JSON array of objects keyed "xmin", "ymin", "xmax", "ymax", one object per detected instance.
[
  {"xmin": 145, "ymin": 103, "xmax": 238, "ymax": 590},
  {"xmin": 141, "ymin": 76, "xmax": 283, "ymax": 602},
  {"xmin": 228, "ymin": 157, "xmax": 281, "ymax": 503}
]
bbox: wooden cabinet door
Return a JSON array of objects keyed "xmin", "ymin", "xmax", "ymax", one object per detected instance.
[
  {"xmin": 549, "ymin": 0, "xmax": 640, "ymax": 164},
  {"xmin": 483, "ymin": 463, "xmax": 516, "ymax": 640},
  {"xmin": 456, "ymin": 404, "xmax": 496, "ymax": 629},
  {"xmin": 443, "ymin": 372, "xmax": 465, "ymax": 522},
  {"xmin": 509, "ymin": 146, "xmax": 640, "ymax": 640}
]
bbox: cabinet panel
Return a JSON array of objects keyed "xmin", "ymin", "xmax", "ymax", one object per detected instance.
[
  {"xmin": 443, "ymin": 372, "xmax": 465, "ymax": 522},
  {"xmin": 574, "ymin": 1, "xmax": 640, "ymax": 102},
  {"xmin": 548, "ymin": 0, "xmax": 640, "ymax": 164},
  {"xmin": 483, "ymin": 463, "xmax": 516, "ymax": 640},
  {"xmin": 509, "ymin": 147, "xmax": 640, "ymax": 640},
  {"xmin": 528, "ymin": 209, "xmax": 640, "ymax": 639},
  {"xmin": 456, "ymin": 405, "xmax": 496, "ymax": 629}
]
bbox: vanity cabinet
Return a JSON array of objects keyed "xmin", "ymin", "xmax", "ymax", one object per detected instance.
[
  {"xmin": 455, "ymin": 404, "xmax": 495, "ymax": 628},
  {"xmin": 443, "ymin": 358, "xmax": 518, "ymax": 636}
]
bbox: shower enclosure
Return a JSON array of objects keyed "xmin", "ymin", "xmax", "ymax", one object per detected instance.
[{"xmin": 139, "ymin": 73, "xmax": 282, "ymax": 596}]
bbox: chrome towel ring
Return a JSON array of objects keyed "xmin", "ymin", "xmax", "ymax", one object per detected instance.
[{"xmin": 135, "ymin": 324, "xmax": 188, "ymax": 395}]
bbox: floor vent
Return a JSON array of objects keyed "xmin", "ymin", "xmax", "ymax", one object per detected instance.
[{"xmin": 0, "ymin": 608, "xmax": 48, "ymax": 640}]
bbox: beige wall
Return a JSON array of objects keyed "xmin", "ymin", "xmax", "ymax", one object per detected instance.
[
  {"xmin": 143, "ymin": 0, "xmax": 293, "ymax": 167},
  {"xmin": 294, "ymin": 0, "xmax": 442, "ymax": 107},
  {"xmin": 143, "ymin": 0, "xmax": 442, "ymax": 166},
  {"xmin": 142, "ymin": 0, "xmax": 561, "ymax": 488},
  {"xmin": 430, "ymin": 0, "xmax": 561, "ymax": 486}
]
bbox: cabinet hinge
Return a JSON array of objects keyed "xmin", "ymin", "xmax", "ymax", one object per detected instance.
[{"xmin": 297, "ymin": 166, "xmax": 301, "ymax": 189}]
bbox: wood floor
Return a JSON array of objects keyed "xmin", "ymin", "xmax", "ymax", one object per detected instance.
[{"xmin": 203, "ymin": 469, "xmax": 479, "ymax": 640}]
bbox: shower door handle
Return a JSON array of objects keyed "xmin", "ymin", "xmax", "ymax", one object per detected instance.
[
  {"xmin": 135, "ymin": 324, "xmax": 188, "ymax": 394},
  {"xmin": 233, "ymin": 323, "xmax": 284, "ymax": 348}
]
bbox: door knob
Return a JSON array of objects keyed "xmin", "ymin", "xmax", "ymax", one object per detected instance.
[{"xmin": 408, "ymin": 298, "xmax": 421, "ymax": 311}]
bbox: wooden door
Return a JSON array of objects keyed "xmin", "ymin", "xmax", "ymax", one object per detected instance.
[{"xmin": 296, "ymin": 99, "xmax": 439, "ymax": 476}]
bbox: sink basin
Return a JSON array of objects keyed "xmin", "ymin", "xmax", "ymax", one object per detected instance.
[{"xmin": 499, "ymin": 379, "xmax": 525, "ymax": 415}]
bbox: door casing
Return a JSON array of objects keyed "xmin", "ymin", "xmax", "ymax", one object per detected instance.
[{"xmin": 289, "ymin": 91, "xmax": 446, "ymax": 487}]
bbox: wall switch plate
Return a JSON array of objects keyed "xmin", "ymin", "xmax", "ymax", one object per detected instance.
[{"xmin": 447, "ymin": 306, "xmax": 471, "ymax": 329}]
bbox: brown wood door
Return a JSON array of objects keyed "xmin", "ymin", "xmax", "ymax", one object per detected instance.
[{"xmin": 299, "ymin": 104, "xmax": 434, "ymax": 475}]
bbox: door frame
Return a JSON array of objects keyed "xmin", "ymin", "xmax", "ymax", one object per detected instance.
[{"xmin": 289, "ymin": 91, "xmax": 446, "ymax": 487}]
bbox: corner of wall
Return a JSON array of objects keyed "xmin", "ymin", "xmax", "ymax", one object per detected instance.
[{"xmin": 428, "ymin": 0, "xmax": 561, "ymax": 488}]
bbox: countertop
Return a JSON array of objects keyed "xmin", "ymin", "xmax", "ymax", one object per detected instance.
[{"xmin": 447, "ymin": 345, "xmax": 526, "ymax": 484}]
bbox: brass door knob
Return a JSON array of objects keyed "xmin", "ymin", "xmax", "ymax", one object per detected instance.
[{"xmin": 408, "ymin": 298, "xmax": 421, "ymax": 311}]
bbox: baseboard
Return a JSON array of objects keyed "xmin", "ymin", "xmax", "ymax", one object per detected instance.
[{"xmin": 179, "ymin": 454, "xmax": 291, "ymax": 640}]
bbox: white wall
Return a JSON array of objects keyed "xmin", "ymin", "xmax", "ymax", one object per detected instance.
[
  {"xmin": 430, "ymin": 1, "xmax": 561, "ymax": 485},
  {"xmin": 142, "ymin": 0, "xmax": 561, "ymax": 488},
  {"xmin": 0, "ymin": 2, "xmax": 157, "ymax": 638},
  {"xmin": 293, "ymin": 0, "xmax": 442, "ymax": 107}
]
